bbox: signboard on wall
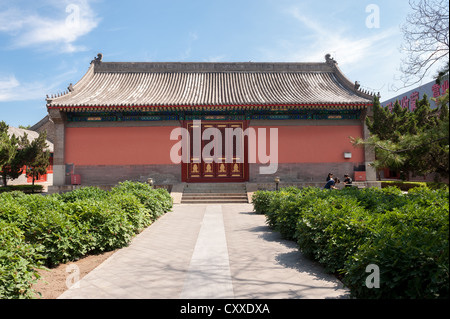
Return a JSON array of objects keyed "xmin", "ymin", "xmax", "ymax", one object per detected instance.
[{"xmin": 65, "ymin": 163, "xmax": 74, "ymax": 176}]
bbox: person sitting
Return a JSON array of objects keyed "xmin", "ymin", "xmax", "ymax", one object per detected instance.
[
  {"xmin": 326, "ymin": 173, "xmax": 333, "ymax": 181},
  {"xmin": 324, "ymin": 177, "xmax": 336, "ymax": 189},
  {"xmin": 343, "ymin": 174, "xmax": 353, "ymax": 187}
]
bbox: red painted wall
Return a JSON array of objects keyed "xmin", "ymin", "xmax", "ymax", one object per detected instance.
[
  {"xmin": 65, "ymin": 124, "xmax": 365, "ymax": 166},
  {"xmin": 65, "ymin": 127, "xmax": 177, "ymax": 165},
  {"xmin": 252, "ymin": 125, "xmax": 364, "ymax": 163}
]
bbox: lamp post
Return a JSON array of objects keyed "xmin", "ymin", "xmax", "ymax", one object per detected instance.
[
  {"xmin": 147, "ymin": 178, "xmax": 154, "ymax": 188},
  {"xmin": 274, "ymin": 176, "xmax": 280, "ymax": 191}
]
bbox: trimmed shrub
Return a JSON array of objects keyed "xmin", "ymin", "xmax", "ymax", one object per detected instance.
[
  {"xmin": 251, "ymin": 190, "xmax": 275, "ymax": 215},
  {"xmin": 295, "ymin": 195, "xmax": 372, "ymax": 273},
  {"xmin": 0, "ymin": 185, "xmax": 43, "ymax": 194},
  {"xmin": 107, "ymin": 192, "xmax": 152, "ymax": 233},
  {"xmin": 252, "ymin": 186, "xmax": 449, "ymax": 299},
  {"xmin": 57, "ymin": 186, "xmax": 109, "ymax": 203},
  {"xmin": 0, "ymin": 221, "xmax": 44, "ymax": 299},
  {"xmin": 111, "ymin": 181, "xmax": 173, "ymax": 220},
  {"xmin": 0, "ymin": 181, "xmax": 172, "ymax": 298},
  {"xmin": 344, "ymin": 199, "xmax": 449, "ymax": 298},
  {"xmin": 25, "ymin": 208, "xmax": 85, "ymax": 267}
]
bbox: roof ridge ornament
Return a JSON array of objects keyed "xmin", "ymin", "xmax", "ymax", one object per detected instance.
[
  {"xmin": 91, "ymin": 53, "xmax": 103, "ymax": 65},
  {"xmin": 325, "ymin": 54, "xmax": 337, "ymax": 68}
]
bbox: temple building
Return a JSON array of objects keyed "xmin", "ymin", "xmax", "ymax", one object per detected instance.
[{"xmin": 46, "ymin": 53, "xmax": 377, "ymax": 187}]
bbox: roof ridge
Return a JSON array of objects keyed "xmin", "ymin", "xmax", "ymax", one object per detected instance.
[{"xmin": 93, "ymin": 61, "xmax": 334, "ymax": 74}]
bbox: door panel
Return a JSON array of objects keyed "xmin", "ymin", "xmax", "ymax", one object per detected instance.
[{"xmin": 183, "ymin": 121, "xmax": 248, "ymax": 182}]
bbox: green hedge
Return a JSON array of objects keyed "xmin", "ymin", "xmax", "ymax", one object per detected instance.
[
  {"xmin": 0, "ymin": 181, "xmax": 173, "ymax": 299},
  {"xmin": 251, "ymin": 186, "xmax": 449, "ymax": 299},
  {"xmin": 0, "ymin": 185, "xmax": 43, "ymax": 193},
  {"xmin": 381, "ymin": 181, "xmax": 449, "ymax": 191}
]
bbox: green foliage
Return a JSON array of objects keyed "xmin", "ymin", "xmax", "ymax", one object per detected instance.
[
  {"xmin": 381, "ymin": 180, "xmax": 449, "ymax": 191},
  {"xmin": 344, "ymin": 199, "xmax": 449, "ymax": 298},
  {"xmin": 252, "ymin": 186, "xmax": 449, "ymax": 298},
  {"xmin": 0, "ymin": 121, "xmax": 19, "ymax": 187},
  {"xmin": 110, "ymin": 181, "xmax": 173, "ymax": 220},
  {"xmin": 0, "ymin": 181, "xmax": 173, "ymax": 298},
  {"xmin": 23, "ymin": 131, "xmax": 51, "ymax": 187},
  {"xmin": 0, "ymin": 220, "xmax": 45, "ymax": 299},
  {"xmin": 251, "ymin": 190, "xmax": 275, "ymax": 215},
  {"xmin": 57, "ymin": 186, "xmax": 109, "ymax": 203},
  {"xmin": 354, "ymin": 94, "xmax": 449, "ymax": 181},
  {"xmin": 0, "ymin": 185, "xmax": 44, "ymax": 193},
  {"xmin": 107, "ymin": 193, "xmax": 152, "ymax": 233}
]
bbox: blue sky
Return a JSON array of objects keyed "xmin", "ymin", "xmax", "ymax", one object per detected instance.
[{"xmin": 0, "ymin": 0, "xmax": 445, "ymax": 127}]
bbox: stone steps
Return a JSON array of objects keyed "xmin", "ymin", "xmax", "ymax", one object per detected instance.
[{"xmin": 181, "ymin": 183, "xmax": 248, "ymax": 204}]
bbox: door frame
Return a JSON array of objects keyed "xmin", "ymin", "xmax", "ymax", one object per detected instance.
[{"xmin": 180, "ymin": 120, "xmax": 249, "ymax": 183}]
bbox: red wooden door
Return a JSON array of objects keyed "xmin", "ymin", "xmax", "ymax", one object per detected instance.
[{"xmin": 183, "ymin": 121, "xmax": 248, "ymax": 182}]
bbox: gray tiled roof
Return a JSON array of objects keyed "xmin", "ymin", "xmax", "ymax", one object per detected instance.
[
  {"xmin": 46, "ymin": 55, "xmax": 373, "ymax": 110},
  {"xmin": 7, "ymin": 127, "xmax": 54, "ymax": 152}
]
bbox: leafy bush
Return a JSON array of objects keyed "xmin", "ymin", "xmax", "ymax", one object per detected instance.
[
  {"xmin": 381, "ymin": 181, "xmax": 449, "ymax": 191},
  {"xmin": 107, "ymin": 193, "xmax": 152, "ymax": 233},
  {"xmin": 344, "ymin": 199, "xmax": 449, "ymax": 298},
  {"xmin": 111, "ymin": 181, "xmax": 173, "ymax": 220},
  {"xmin": 252, "ymin": 190, "xmax": 273, "ymax": 215},
  {"xmin": 0, "ymin": 221, "xmax": 44, "ymax": 299},
  {"xmin": 295, "ymin": 195, "xmax": 371, "ymax": 273},
  {"xmin": 0, "ymin": 181, "xmax": 173, "ymax": 298},
  {"xmin": 0, "ymin": 185, "xmax": 43, "ymax": 194},
  {"xmin": 64, "ymin": 198, "xmax": 135, "ymax": 254},
  {"xmin": 252, "ymin": 186, "xmax": 449, "ymax": 299},
  {"xmin": 57, "ymin": 186, "xmax": 109, "ymax": 203},
  {"xmin": 25, "ymin": 205, "xmax": 87, "ymax": 267}
]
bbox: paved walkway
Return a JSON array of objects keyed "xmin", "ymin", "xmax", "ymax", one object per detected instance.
[{"xmin": 58, "ymin": 204, "xmax": 349, "ymax": 299}]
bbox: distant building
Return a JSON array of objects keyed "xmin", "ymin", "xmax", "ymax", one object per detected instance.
[
  {"xmin": 2, "ymin": 127, "xmax": 54, "ymax": 189},
  {"xmin": 381, "ymin": 77, "xmax": 449, "ymax": 112}
]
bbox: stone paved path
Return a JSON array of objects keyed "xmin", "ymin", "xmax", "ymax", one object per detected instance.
[{"xmin": 58, "ymin": 203, "xmax": 349, "ymax": 299}]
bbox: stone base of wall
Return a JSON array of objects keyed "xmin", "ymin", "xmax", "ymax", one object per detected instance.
[
  {"xmin": 58, "ymin": 162, "xmax": 372, "ymax": 186},
  {"xmin": 66, "ymin": 164, "xmax": 181, "ymax": 186},
  {"xmin": 249, "ymin": 162, "xmax": 367, "ymax": 183}
]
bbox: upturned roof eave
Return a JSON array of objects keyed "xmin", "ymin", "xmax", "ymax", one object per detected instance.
[
  {"xmin": 47, "ymin": 101, "xmax": 372, "ymax": 112},
  {"xmin": 46, "ymin": 53, "xmax": 375, "ymax": 108}
]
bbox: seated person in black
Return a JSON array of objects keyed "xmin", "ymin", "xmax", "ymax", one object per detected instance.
[{"xmin": 343, "ymin": 174, "xmax": 353, "ymax": 187}]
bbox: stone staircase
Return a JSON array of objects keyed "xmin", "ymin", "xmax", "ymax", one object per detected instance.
[{"xmin": 181, "ymin": 183, "xmax": 248, "ymax": 204}]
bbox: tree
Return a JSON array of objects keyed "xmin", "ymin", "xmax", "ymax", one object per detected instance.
[
  {"xmin": 398, "ymin": 0, "xmax": 449, "ymax": 88},
  {"xmin": 0, "ymin": 121, "xmax": 19, "ymax": 187},
  {"xmin": 23, "ymin": 131, "xmax": 51, "ymax": 189},
  {"xmin": 352, "ymin": 93, "xmax": 449, "ymax": 181},
  {"xmin": 0, "ymin": 132, "xmax": 29, "ymax": 187}
]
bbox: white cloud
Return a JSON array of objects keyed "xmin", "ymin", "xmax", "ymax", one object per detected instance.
[
  {"xmin": 263, "ymin": 7, "xmax": 398, "ymax": 67},
  {"xmin": 257, "ymin": 5, "xmax": 405, "ymax": 98},
  {"xmin": 0, "ymin": 0, "xmax": 99, "ymax": 53},
  {"xmin": 203, "ymin": 55, "xmax": 227, "ymax": 62},
  {"xmin": 0, "ymin": 68, "xmax": 78, "ymax": 102},
  {"xmin": 0, "ymin": 75, "xmax": 44, "ymax": 102},
  {"xmin": 276, "ymin": 7, "xmax": 398, "ymax": 67},
  {"xmin": 179, "ymin": 32, "xmax": 199, "ymax": 60}
]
